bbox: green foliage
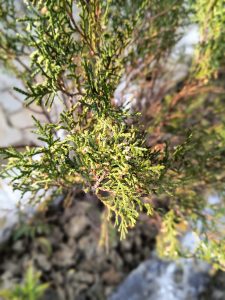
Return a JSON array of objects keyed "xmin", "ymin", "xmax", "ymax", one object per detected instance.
[
  {"xmin": 0, "ymin": 266, "xmax": 49, "ymax": 300},
  {"xmin": 1, "ymin": 0, "xmax": 225, "ymax": 268},
  {"xmin": 156, "ymin": 210, "xmax": 180, "ymax": 259},
  {"xmin": 193, "ymin": 0, "xmax": 225, "ymax": 79},
  {"xmin": 13, "ymin": 220, "xmax": 50, "ymax": 241},
  {"xmin": 0, "ymin": 0, "xmax": 169, "ymax": 239}
]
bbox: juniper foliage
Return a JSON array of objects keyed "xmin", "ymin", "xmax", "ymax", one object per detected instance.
[{"xmin": 1, "ymin": 0, "xmax": 225, "ymax": 268}]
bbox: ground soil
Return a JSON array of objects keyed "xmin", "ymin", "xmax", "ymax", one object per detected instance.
[{"xmin": 0, "ymin": 193, "xmax": 159, "ymax": 300}]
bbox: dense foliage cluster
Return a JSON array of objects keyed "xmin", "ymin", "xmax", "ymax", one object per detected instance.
[{"xmin": 1, "ymin": 0, "xmax": 225, "ymax": 268}]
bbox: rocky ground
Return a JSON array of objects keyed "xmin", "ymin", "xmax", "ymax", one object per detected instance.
[
  {"xmin": 200, "ymin": 271, "xmax": 225, "ymax": 300},
  {"xmin": 0, "ymin": 193, "xmax": 159, "ymax": 300},
  {"xmin": 1, "ymin": 190, "xmax": 225, "ymax": 300}
]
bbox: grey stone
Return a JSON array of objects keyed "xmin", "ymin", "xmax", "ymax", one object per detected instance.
[
  {"xmin": 52, "ymin": 244, "xmax": 75, "ymax": 267},
  {"xmin": 12, "ymin": 240, "xmax": 24, "ymax": 254},
  {"xmin": 1, "ymin": 262, "xmax": 20, "ymax": 277},
  {"xmin": 102, "ymin": 268, "xmax": 122, "ymax": 285},
  {"xmin": 110, "ymin": 257, "xmax": 210, "ymax": 300},
  {"xmin": 74, "ymin": 271, "xmax": 94, "ymax": 284},
  {"xmin": 43, "ymin": 289, "xmax": 60, "ymax": 300},
  {"xmin": 52, "ymin": 272, "xmax": 64, "ymax": 285},
  {"xmin": 78, "ymin": 235, "xmax": 95, "ymax": 259},
  {"xmin": 65, "ymin": 215, "xmax": 90, "ymax": 239},
  {"xmin": 35, "ymin": 254, "xmax": 52, "ymax": 272}
]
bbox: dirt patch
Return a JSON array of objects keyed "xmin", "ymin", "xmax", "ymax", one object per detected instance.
[{"xmin": 0, "ymin": 193, "xmax": 159, "ymax": 300}]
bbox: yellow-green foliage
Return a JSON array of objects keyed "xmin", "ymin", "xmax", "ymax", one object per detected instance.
[
  {"xmin": 0, "ymin": 266, "xmax": 49, "ymax": 300},
  {"xmin": 1, "ymin": 0, "xmax": 225, "ymax": 268},
  {"xmin": 194, "ymin": 0, "xmax": 225, "ymax": 79}
]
